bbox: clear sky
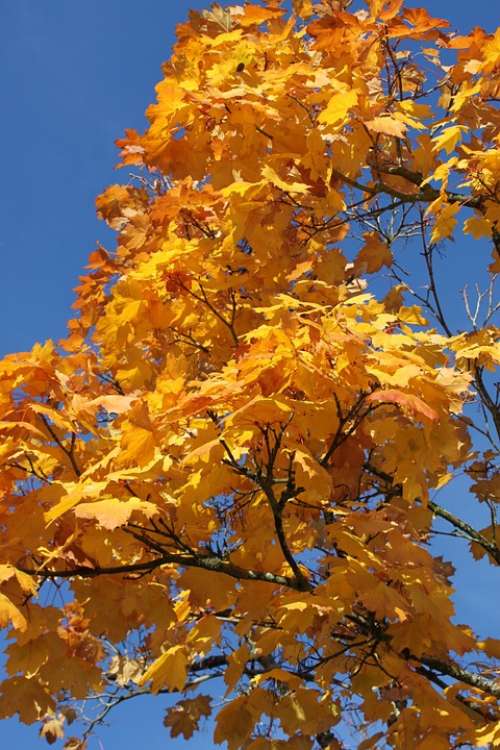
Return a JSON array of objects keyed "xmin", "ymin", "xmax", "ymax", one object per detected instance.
[{"xmin": 0, "ymin": 1, "xmax": 498, "ymax": 748}]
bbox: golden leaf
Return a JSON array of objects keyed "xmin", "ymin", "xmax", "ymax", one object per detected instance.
[
  {"xmin": 364, "ymin": 116, "xmax": 407, "ymax": 138},
  {"xmin": 261, "ymin": 164, "xmax": 309, "ymax": 194},
  {"xmin": 0, "ymin": 593, "xmax": 27, "ymax": 632},
  {"xmin": 137, "ymin": 645, "xmax": 187, "ymax": 693},
  {"xmin": 432, "ymin": 125, "xmax": 466, "ymax": 155},
  {"xmin": 353, "ymin": 233, "xmax": 393, "ymax": 275},
  {"xmin": 319, "ymin": 89, "xmax": 358, "ymax": 129},
  {"xmin": 74, "ymin": 498, "xmax": 158, "ymax": 530}
]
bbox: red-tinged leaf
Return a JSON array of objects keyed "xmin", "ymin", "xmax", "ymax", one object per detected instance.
[{"xmin": 366, "ymin": 389, "xmax": 438, "ymax": 421}]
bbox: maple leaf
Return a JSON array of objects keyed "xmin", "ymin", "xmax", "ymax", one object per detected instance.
[
  {"xmin": 74, "ymin": 498, "xmax": 158, "ymax": 530},
  {"xmin": 368, "ymin": 0, "xmax": 404, "ymax": 20},
  {"xmin": 44, "ymin": 481, "xmax": 107, "ymax": 525},
  {"xmin": 261, "ymin": 164, "xmax": 310, "ymax": 195},
  {"xmin": 163, "ymin": 695, "xmax": 212, "ymax": 740},
  {"xmin": 137, "ymin": 646, "xmax": 188, "ymax": 693},
  {"xmin": 0, "ymin": 593, "xmax": 27, "ymax": 632},
  {"xmin": 432, "ymin": 125, "xmax": 466, "ymax": 155},
  {"xmin": 118, "ymin": 404, "xmax": 157, "ymax": 466},
  {"xmin": 318, "ymin": 89, "xmax": 358, "ymax": 129},
  {"xmin": 214, "ymin": 697, "xmax": 254, "ymax": 750},
  {"xmin": 463, "ymin": 215, "xmax": 491, "ymax": 239},
  {"xmin": 353, "ymin": 232, "xmax": 393, "ymax": 275},
  {"xmin": 364, "ymin": 116, "xmax": 407, "ymax": 138},
  {"xmin": 428, "ymin": 199, "xmax": 461, "ymax": 244},
  {"xmin": 239, "ymin": 5, "xmax": 284, "ymax": 27},
  {"xmin": 0, "ymin": 2, "xmax": 499, "ymax": 748},
  {"xmin": 366, "ymin": 389, "xmax": 438, "ymax": 421}
]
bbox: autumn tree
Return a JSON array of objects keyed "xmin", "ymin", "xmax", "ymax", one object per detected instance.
[{"xmin": 0, "ymin": 1, "xmax": 499, "ymax": 747}]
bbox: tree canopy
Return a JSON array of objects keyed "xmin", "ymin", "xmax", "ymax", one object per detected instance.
[{"xmin": 0, "ymin": 1, "xmax": 499, "ymax": 748}]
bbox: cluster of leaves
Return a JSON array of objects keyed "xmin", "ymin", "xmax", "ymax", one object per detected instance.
[{"xmin": 0, "ymin": 1, "xmax": 499, "ymax": 748}]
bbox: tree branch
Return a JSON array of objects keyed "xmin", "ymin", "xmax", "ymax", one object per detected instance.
[{"xmin": 17, "ymin": 552, "xmax": 301, "ymax": 589}]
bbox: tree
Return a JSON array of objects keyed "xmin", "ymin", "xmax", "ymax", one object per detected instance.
[{"xmin": 0, "ymin": 0, "xmax": 499, "ymax": 747}]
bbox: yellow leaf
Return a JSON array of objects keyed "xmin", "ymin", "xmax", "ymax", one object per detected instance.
[
  {"xmin": 474, "ymin": 723, "xmax": 500, "ymax": 748},
  {"xmin": 0, "ymin": 420, "xmax": 47, "ymax": 441},
  {"xmin": 435, "ymin": 472, "xmax": 453, "ymax": 489},
  {"xmin": 137, "ymin": 645, "xmax": 187, "ymax": 693},
  {"xmin": 463, "ymin": 215, "xmax": 492, "ymax": 239},
  {"xmin": 220, "ymin": 179, "xmax": 265, "ymax": 199},
  {"xmin": 224, "ymin": 644, "xmax": 250, "ymax": 694},
  {"xmin": 44, "ymin": 481, "xmax": 107, "ymax": 525},
  {"xmin": 119, "ymin": 425, "xmax": 156, "ymax": 466},
  {"xmin": 187, "ymin": 615, "xmax": 221, "ymax": 654},
  {"xmin": 70, "ymin": 393, "xmax": 136, "ymax": 419},
  {"xmin": 319, "ymin": 89, "xmax": 358, "ymax": 128},
  {"xmin": 316, "ymin": 248, "xmax": 347, "ymax": 284},
  {"xmin": 430, "ymin": 201, "xmax": 460, "ymax": 243},
  {"xmin": 365, "ymin": 117, "xmax": 407, "ymax": 138},
  {"xmin": 261, "ymin": 165, "xmax": 309, "ymax": 194},
  {"xmin": 252, "ymin": 668, "xmax": 301, "ymax": 688},
  {"xmin": 432, "ymin": 125, "xmax": 466, "ymax": 155},
  {"xmin": 412, "ymin": 134, "xmax": 437, "ymax": 177},
  {"xmin": 0, "ymin": 564, "xmax": 37, "ymax": 595},
  {"xmin": 74, "ymin": 498, "xmax": 158, "ymax": 530},
  {"xmin": 422, "ymin": 157, "xmax": 458, "ymax": 189},
  {"xmin": 294, "ymin": 448, "xmax": 332, "ymax": 502},
  {"xmin": 397, "ymin": 305, "xmax": 427, "ymax": 326},
  {"xmin": 292, "ymin": 0, "xmax": 314, "ymax": 17},
  {"xmin": 0, "ymin": 593, "xmax": 26, "ymax": 631},
  {"xmin": 227, "ymin": 396, "xmax": 292, "ymax": 426},
  {"xmin": 214, "ymin": 697, "xmax": 254, "ymax": 750},
  {"xmin": 367, "ymin": 0, "xmax": 403, "ymax": 20}
]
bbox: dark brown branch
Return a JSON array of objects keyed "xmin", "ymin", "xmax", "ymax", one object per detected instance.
[
  {"xmin": 39, "ymin": 415, "xmax": 81, "ymax": 477},
  {"xmin": 264, "ymin": 483, "xmax": 312, "ymax": 591},
  {"xmin": 18, "ymin": 551, "xmax": 300, "ymax": 589},
  {"xmin": 181, "ymin": 282, "xmax": 239, "ymax": 346},
  {"xmin": 335, "ymin": 160, "xmax": 491, "ymax": 214},
  {"xmin": 320, "ymin": 394, "xmax": 371, "ymax": 467},
  {"xmin": 220, "ymin": 433, "xmax": 311, "ymax": 591}
]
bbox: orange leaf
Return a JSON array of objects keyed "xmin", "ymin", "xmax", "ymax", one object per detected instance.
[
  {"xmin": 353, "ymin": 232, "xmax": 393, "ymax": 275},
  {"xmin": 364, "ymin": 116, "xmax": 407, "ymax": 138},
  {"xmin": 238, "ymin": 5, "xmax": 284, "ymax": 27},
  {"xmin": 366, "ymin": 389, "xmax": 438, "ymax": 421}
]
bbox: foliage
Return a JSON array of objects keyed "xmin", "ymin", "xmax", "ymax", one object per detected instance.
[{"xmin": 0, "ymin": 1, "xmax": 499, "ymax": 748}]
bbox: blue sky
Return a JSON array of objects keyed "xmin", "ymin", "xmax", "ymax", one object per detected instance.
[{"xmin": 0, "ymin": 1, "xmax": 498, "ymax": 748}]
